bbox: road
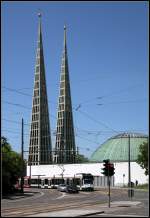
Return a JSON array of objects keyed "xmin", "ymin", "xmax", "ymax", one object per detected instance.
[{"xmin": 1, "ymin": 188, "xmax": 149, "ymax": 217}]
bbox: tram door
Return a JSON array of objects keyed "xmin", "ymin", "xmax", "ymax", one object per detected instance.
[
  {"xmin": 48, "ymin": 179, "xmax": 51, "ymax": 188},
  {"xmin": 66, "ymin": 178, "xmax": 70, "ymax": 185},
  {"xmin": 44, "ymin": 179, "xmax": 48, "ymax": 188},
  {"xmin": 41, "ymin": 179, "xmax": 44, "ymax": 188}
]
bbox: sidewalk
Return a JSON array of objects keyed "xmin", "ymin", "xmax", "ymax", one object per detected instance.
[
  {"xmin": 2, "ymin": 189, "xmax": 40, "ymax": 201},
  {"xmin": 27, "ymin": 201, "xmax": 141, "ymax": 217}
]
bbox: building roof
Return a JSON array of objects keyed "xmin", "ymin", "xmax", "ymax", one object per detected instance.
[{"xmin": 90, "ymin": 132, "xmax": 148, "ymax": 162}]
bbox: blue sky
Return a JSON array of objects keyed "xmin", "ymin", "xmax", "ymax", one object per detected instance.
[{"xmin": 2, "ymin": 1, "xmax": 148, "ymax": 159}]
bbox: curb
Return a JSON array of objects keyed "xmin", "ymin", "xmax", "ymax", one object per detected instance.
[
  {"xmin": 75, "ymin": 211, "xmax": 105, "ymax": 217},
  {"xmin": 2, "ymin": 191, "xmax": 43, "ymax": 202}
]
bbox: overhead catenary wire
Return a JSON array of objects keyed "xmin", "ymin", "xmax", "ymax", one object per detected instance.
[
  {"xmin": 97, "ymin": 99, "xmax": 147, "ymax": 106},
  {"xmin": 2, "ymin": 91, "xmax": 121, "ymax": 137},
  {"xmin": 2, "ymin": 83, "xmax": 147, "ymax": 110},
  {"xmin": 2, "ymin": 101, "xmax": 147, "ymax": 142},
  {"xmin": 2, "ymin": 118, "xmax": 30, "ymax": 126},
  {"xmin": 1, "ymin": 118, "xmax": 100, "ymax": 148},
  {"xmin": 76, "ymin": 109, "xmax": 119, "ymax": 134},
  {"xmin": 2, "ymin": 97, "xmax": 147, "ymax": 139},
  {"xmin": 76, "ymin": 135, "xmax": 99, "ymax": 145},
  {"xmin": 2, "ymin": 86, "xmax": 57, "ymax": 106},
  {"xmin": 2, "ymin": 126, "xmax": 147, "ymax": 137},
  {"xmin": 74, "ymin": 82, "xmax": 145, "ymax": 106},
  {"xmin": 2, "ymin": 128, "xmax": 57, "ymax": 135},
  {"xmin": 2, "ymin": 84, "xmax": 148, "ymax": 155},
  {"xmin": 2, "ymin": 100, "xmax": 57, "ymax": 120}
]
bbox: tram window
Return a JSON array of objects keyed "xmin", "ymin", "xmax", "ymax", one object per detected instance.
[
  {"xmin": 48, "ymin": 180, "xmax": 51, "ymax": 186},
  {"xmin": 66, "ymin": 178, "xmax": 70, "ymax": 185},
  {"xmin": 38, "ymin": 179, "xmax": 41, "ymax": 184},
  {"xmin": 59, "ymin": 179, "xmax": 64, "ymax": 184},
  {"xmin": 74, "ymin": 178, "xmax": 80, "ymax": 185},
  {"xmin": 24, "ymin": 179, "xmax": 28, "ymax": 186},
  {"xmin": 45, "ymin": 179, "xmax": 48, "ymax": 185},
  {"xmin": 31, "ymin": 179, "xmax": 38, "ymax": 184},
  {"xmin": 28, "ymin": 179, "xmax": 31, "ymax": 185},
  {"xmin": 41, "ymin": 180, "xmax": 44, "ymax": 185},
  {"xmin": 84, "ymin": 178, "xmax": 93, "ymax": 184}
]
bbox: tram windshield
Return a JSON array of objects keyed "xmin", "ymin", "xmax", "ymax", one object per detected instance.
[{"xmin": 84, "ymin": 179, "xmax": 93, "ymax": 184}]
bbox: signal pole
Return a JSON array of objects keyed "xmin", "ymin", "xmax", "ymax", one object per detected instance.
[
  {"xmin": 102, "ymin": 160, "xmax": 115, "ymax": 208},
  {"xmin": 108, "ymin": 175, "xmax": 110, "ymax": 208}
]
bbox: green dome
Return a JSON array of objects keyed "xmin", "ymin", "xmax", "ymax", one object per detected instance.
[{"xmin": 90, "ymin": 132, "xmax": 148, "ymax": 162}]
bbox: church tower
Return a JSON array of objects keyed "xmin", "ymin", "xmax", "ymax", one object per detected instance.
[
  {"xmin": 54, "ymin": 26, "xmax": 76, "ymax": 164},
  {"xmin": 28, "ymin": 14, "xmax": 52, "ymax": 165}
]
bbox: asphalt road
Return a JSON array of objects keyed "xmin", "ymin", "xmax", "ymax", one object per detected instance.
[{"xmin": 1, "ymin": 188, "xmax": 149, "ymax": 217}]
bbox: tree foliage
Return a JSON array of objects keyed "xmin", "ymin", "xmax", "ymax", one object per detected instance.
[
  {"xmin": 1, "ymin": 136, "xmax": 26, "ymax": 194},
  {"xmin": 76, "ymin": 153, "xmax": 89, "ymax": 163},
  {"xmin": 136, "ymin": 141, "xmax": 148, "ymax": 176}
]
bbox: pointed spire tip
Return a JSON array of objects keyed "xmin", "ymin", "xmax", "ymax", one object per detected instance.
[{"xmin": 38, "ymin": 12, "xmax": 42, "ymax": 18}]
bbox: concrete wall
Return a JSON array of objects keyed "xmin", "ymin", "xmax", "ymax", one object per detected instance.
[
  {"xmin": 27, "ymin": 162, "xmax": 148, "ymax": 187},
  {"xmin": 113, "ymin": 162, "xmax": 148, "ymax": 186}
]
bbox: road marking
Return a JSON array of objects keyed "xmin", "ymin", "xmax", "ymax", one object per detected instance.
[
  {"xmin": 80, "ymin": 192, "xmax": 92, "ymax": 195},
  {"xmin": 55, "ymin": 192, "xmax": 91, "ymax": 200},
  {"xmin": 56, "ymin": 192, "xmax": 66, "ymax": 199},
  {"xmin": 135, "ymin": 198, "xmax": 148, "ymax": 201},
  {"xmin": 111, "ymin": 201, "xmax": 141, "ymax": 206}
]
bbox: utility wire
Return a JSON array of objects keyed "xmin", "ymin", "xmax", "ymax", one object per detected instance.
[
  {"xmin": 97, "ymin": 99, "xmax": 147, "ymax": 106},
  {"xmin": 76, "ymin": 109, "xmax": 119, "ymax": 134},
  {"xmin": 2, "ymin": 101, "xmax": 146, "ymax": 141},
  {"xmin": 76, "ymin": 135, "xmax": 99, "ymax": 145},
  {"xmin": 2, "ymin": 129, "xmax": 29, "ymax": 135},
  {"xmin": 2, "ymin": 118, "xmax": 30, "ymax": 126},
  {"xmin": 2, "ymin": 85, "xmax": 147, "ymax": 149},
  {"xmin": 2, "ymin": 86, "xmax": 57, "ymax": 106},
  {"xmin": 74, "ymin": 83, "xmax": 145, "ymax": 106},
  {"xmin": 3, "ymin": 84, "xmax": 146, "ymax": 110},
  {"xmin": 2, "ymin": 100, "xmax": 31, "ymax": 110},
  {"xmin": 2, "ymin": 100, "xmax": 57, "ymax": 120}
]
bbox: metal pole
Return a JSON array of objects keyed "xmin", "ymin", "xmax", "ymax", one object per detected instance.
[
  {"xmin": 21, "ymin": 118, "xmax": 24, "ymax": 193},
  {"xmin": 30, "ymin": 163, "xmax": 31, "ymax": 178},
  {"xmin": 108, "ymin": 163, "xmax": 111, "ymax": 208},
  {"xmin": 128, "ymin": 134, "xmax": 131, "ymax": 199},
  {"xmin": 108, "ymin": 176, "xmax": 110, "ymax": 208}
]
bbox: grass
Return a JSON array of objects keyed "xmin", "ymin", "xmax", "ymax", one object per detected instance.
[
  {"xmin": 134, "ymin": 183, "xmax": 149, "ymax": 190},
  {"xmin": 122, "ymin": 183, "xmax": 149, "ymax": 190}
]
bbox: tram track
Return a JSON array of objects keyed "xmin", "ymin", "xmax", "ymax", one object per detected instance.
[
  {"xmin": 2, "ymin": 199, "xmax": 107, "ymax": 217},
  {"xmin": 2, "ymin": 193, "xmax": 101, "ymax": 213},
  {"xmin": 2, "ymin": 189, "xmax": 128, "ymax": 217}
]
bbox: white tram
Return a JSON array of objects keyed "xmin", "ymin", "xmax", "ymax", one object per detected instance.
[{"xmin": 25, "ymin": 173, "xmax": 94, "ymax": 191}]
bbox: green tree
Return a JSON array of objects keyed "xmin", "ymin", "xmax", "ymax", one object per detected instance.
[
  {"xmin": 136, "ymin": 141, "xmax": 148, "ymax": 176},
  {"xmin": 76, "ymin": 153, "xmax": 89, "ymax": 163},
  {"xmin": 1, "ymin": 136, "xmax": 26, "ymax": 194}
]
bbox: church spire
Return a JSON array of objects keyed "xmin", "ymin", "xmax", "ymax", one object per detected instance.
[
  {"xmin": 54, "ymin": 26, "xmax": 76, "ymax": 164},
  {"xmin": 64, "ymin": 25, "xmax": 67, "ymax": 48},
  {"xmin": 28, "ymin": 14, "xmax": 52, "ymax": 165},
  {"xmin": 38, "ymin": 12, "xmax": 42, "ymax": 37}
]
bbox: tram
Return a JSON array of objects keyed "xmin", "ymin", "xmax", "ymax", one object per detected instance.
[
  {"xmin": 19, "ymin": 173, "xmax": 94, "ymax": 190},
  {"xmin": 76, "ymin": 173, "xmax": 94, "ymax": 191}
]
